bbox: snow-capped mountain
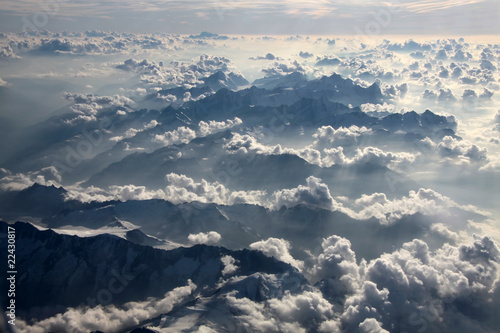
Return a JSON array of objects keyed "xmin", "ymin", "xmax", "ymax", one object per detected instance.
[{"xmin": 0, "ymin": 221, "xmax": 306, "ymax": 323}]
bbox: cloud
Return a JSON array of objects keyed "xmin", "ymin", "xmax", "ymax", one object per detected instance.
[
  {"xmin": 189, "ymin": 31, "xmax": 230, "ymax": 40},
  {"xmin": 421, "ymin": 88, "xmax": 457, "ymax": 103},
  {"xmin": 224, "ymin": 133, "xmax": 323, "ymax": 166},
  {"xmin": 339, "ymin": 236, "xmax": 500, "ymax": 332},
  {"xmin": 271, "ymin": 176, "xmax": 343, "ymax": 211},
  {"xmin": 198, "ymin": 117, "xmax": 242, "ymax": 136},
  {"xmin": 153, "ymin": 126, "xmax": 197, "ymax": 146},
  {"xmin": 438, "ymin": 136, "xmax": 488, "ymax": 163},
  {"xmin": 358, "ymin": 318, "xmax": 389, "ymax": 333},
  {"xmin": 312, "ymin": 235, "xmax": 361, "ymax": 296},
  {"xmin": 386, "ymin": 40, "xmax": 432, "ymax": 52},
  {"xmin": 313, "ymin": 125, "xmax": 373, "ymax": 147},
  {"xmin": 0, "ymin": 167, "xmax": 62, "ymax": 191},
  {"xmin": 110, "ymin": 120, "xmax": 159, "ymax": 142},
  {"xmin": 64, "ymin": 184, "xmax": 166, "ymax": 203},
  {"xmin": 250, "ymin": 238, "xmax": 304, "ymax": 271},
  {"xmin": 221, "ymin": 255, "xmax": 239, "ymax": 276},
  {"xmin": 116, "ymin": 54, "xmax": 242, "ymax": 89},
  {"xmin": 351, "ymin": 188, "xmax": 486, "ymax": 224},
  {"xmin": 493, "ymin": 111, "xmax": 500, "ymax": 131},
  {"xmin": 164, "ymin": 173, "xmax": 266, "ymax": 206},
  {"xmin": 226, "ymin": 288, "xmax": 335, "ymax": 333},
  {"xmin": 188, "ymin": 231, "xmax": 222, "ymax": 245},
  {"xmin": 430, "ymin": 223, "xmax": 460, "ymax": 243},
  {"xmin": 16, "ymin": 280, "xmax": 196, "ymax": 333},
  {"xmin": 0, "ymin": 44, "xmax": 19, "ymax": 59},
  {"xmin": 322, "ymin": 146, "xmax": 418, "ymax": 171},
  {"xmin": 315, "ymin": 57, "xmax": 341, "ymax": 66},
  {"xmin": 299, "ymin": 51, "xmax": 314, "ymax": 58},
  {"xmin": 249, "ymin": 53, "xmax": 282, "ymax": 61},
  {"xmin": 289, "ymin": 232, "xmax": 500, "ymax": 332},
  {"xmin": 261, "ymin": 60, "xmax": 312, "ymax": 76},
  {"xmin": 63, "ymin": 92, "xmax": 134, "ymax": 124}
]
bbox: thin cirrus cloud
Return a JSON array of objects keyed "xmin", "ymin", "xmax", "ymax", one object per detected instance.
[
  {"xmin": 0, "ymin": 0, "xmax": 496, "ymax": 34},
  {"xmin": 402, "ymin": 0, "xmax": 484, "ymax": 13}
]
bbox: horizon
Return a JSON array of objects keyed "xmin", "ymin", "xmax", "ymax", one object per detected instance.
[{"xmin": 0, "ymin": 0, "xmax": 499, "ymax": 35}]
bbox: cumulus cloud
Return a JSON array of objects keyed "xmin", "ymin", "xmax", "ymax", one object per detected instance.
[
  {"xmin": 16, "ymin": 280, "xmax": 196, "ymax": 333},
  {"xmin": 429, "ymin": 223, "xmax": 460, "ymax": 243},
  {"xmin": 45, "ymin": 173, "xmax": 268, "ymax": 206},
  {"xmin": 110, "ymin": 120, "xmax": 159, "ymax": 142},
  {"xmin": 351, "ymin": 188, "xmax": 486, "ymax": 224},
  {"xmin": 153, "ymin": 126, "xmax": 197, "ymax": 146},
  {"xmin": 322, "ymin": 146, "xmax": 417, "ymax": 172},
  {"xmin": 224, "ymin": 133, "xmax": 322, "ymax": 166},
  {"xmin": 312, "ymin": 235, "xmax": 361, "ymax": 297},
  {"xmin": 250, "ymin": 238, "xmax": 304, "ymax": 271},
  {"xmin": 315, "ymin": 57, "xmax": 341, "ymax": 67},
  {"xmin": 63, "ymin": 92, "xmax": 134, "ymax": 123},
  {"xmin": 313, "ymin": 125, "xmax": 372, "ymax": 147},
  {"xmin": 0, "ymin": 44, "xmax": 20, "ymax": 59},
  {"xmin": 164, "ymin": 173, "xmax": 266, "ymax": 206},
  {"xmin": 225, "ymin": 132, "xmax": 417, "ymax": 172},
  {"xmin": 339, "ymin": 236, "xmax": 500, "ymax": 332},
  {"xmin": 261, "ymin": 60, "xmax": 312, "ymax": 76},
  {"xmin": 386, "ymin": 40, "xmax": 432, "ymax": 52},
  {"xmin": 116, "ymin": 54, "xmax": 243, "ymax": 89},
  {"xmin": 0, "ymin": 167, "xmax": 62, "ymax": 191},
  {"xmin": 421, "ymin": 88, "xmax": 457, "ymax": 103},
  {"xmin": 221, "ymin": 255, "xmax": 239, "ymax": 276},
  {"xmin": 271, "ymin": 176, "xmax": 343, "ymax": 211},
  {"xmin": 494, "ymin": 111, "xmax": 500, "ymax": 131},
  {"xmin": 249, "ymin": 53, "xmax": 281, "ymax": 61},
  {"xmin": 226, "ymin": 288, "xmax": 335, "ymax": 333},
  {"xmin": 198, "ymin": 117, "xmax": 242, "ymax": 136},
  {"xmin": 188, "ymin": 231, "xmax": 222, "ymax": 245},
  {"xmin": 64, "ymin": 184, "xmax": 166, "ymax": 203},
  {"xmin": 438, "ymin": 136, "xmax": 488, "ymax": 163},
  {"xmin": 299, "ymin": 51, "xmax": 314, "ymax": 58}
]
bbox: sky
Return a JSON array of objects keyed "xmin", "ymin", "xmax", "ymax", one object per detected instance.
[{"xmin": 0, "ymin": 0, "xmax": 499, "ymax": 35}]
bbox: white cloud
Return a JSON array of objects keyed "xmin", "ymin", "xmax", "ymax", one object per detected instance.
[
  {"xmin": 221, "ymin": 255, "xmax": 239, "ymax": 276},
  {"xmin": 224, "ymin": 133, "xmax": 322, "ymax": 165},
  {"xmin": 261, "ymin": 60, "xmax": 312, "ymax": 76},
  {"xmin": 271, "ymin": 176, "xmax": 343, "ymax": 211},
  {"xmin": 17, "ymin": 280, "xmax": 196, "ymax": 333},
  {"xmin": 110, "ymin": 120, "xmax": 159, "ymax": 142},
  {"xmin": 351, "ymin": 188, "xmax": 486, "ymax": 224},
  {"xmin": 313, "ymin": 125, "xmax": 372, "ymax": 147},
  {"xmin": 63, "ymin": 92, "xmax": 134, "ymax": 124},
  {"xmin": 311, "ymin": 235, "xmax": 361, "ymax": 295},
  {"xmin": 64, "ymin": 184, "xmax": 166, "ymax": 203},
  {"xmin": 340, "ymin": 236, "xmax": 500, "ymax": 332},
  {"xmin": 153, "ymin": 126, "xmax": 197, "ymax": 146},
  {"xmin": 0, "ymin": 167, "xmax": 62, "ymax": 191},
  {"xmin": 198, "ymin": 117, "xmax": 242, "ymax": 136},
  {"xmin": 250, "ymin": 238, "xmax": 304, "ymax": 271},
  {"xmin": 430, "ymin": 223, "xmax": 460, "ymax": 243},
  {"xmin": 188, "ymin": 231, "xmax": 222, "ymax": 245},
  {"xmin": 438, "ymin": 136, "xmax": 488, "ymax": 162},
  {"xmin": 359, "ymin": 318, "xmax": 389, "ymax": 333},
  {"xmin": 164, "ymin": 173, "xmax": 266, "ymax": 206},
  {"xmin": 116, "ymin": 54, "xmax": 243, "ymax": 90},
  {"xmin": 226, "ymin": 288, "xmax": 335, "ymax": 333},
  {"xmin": 322, "ymin": 146, "xmax": 418, "ymax": 171}
]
